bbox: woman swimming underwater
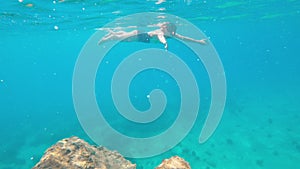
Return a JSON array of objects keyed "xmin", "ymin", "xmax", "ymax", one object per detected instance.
[{"xmin": 98, "ymin": 22, "xmax": 207, "ymax": 49}]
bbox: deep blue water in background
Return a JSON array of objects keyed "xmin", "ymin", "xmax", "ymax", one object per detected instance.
[{"xmin": 1, "ymin": 0, "xmax": 300, "ymax": 168}]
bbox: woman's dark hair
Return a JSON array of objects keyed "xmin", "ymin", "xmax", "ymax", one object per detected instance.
[{"xmin": 163, "ymin": 22, "xmax": 177, "ymax": 35}]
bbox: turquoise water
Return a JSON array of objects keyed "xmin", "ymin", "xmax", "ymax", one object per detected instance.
[{"xmin": 1, "ymin": 0, "xmax": 300, "ymax": 168}]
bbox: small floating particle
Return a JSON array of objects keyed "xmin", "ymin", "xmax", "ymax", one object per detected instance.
[
  {"xmin": 18, "ymin": 0, "xmax": 23, "ymax": 3},
  {"xmin": 25, "ymin": 3, "xmax": 34, "ymax": 7},
  {"xmin": 146, "ymin": 95, "xmax": 150, "ymax": 99},
  {"xmin": 0, "ymin": 79, "xmax": 3, "ymax": 83},
  {"xmin": 112, "ymin": 10, "xmax": 121, "ymax": 14},
  {"xmin": 158, "ymin": 7, "xmax": 166, "ymax": 11},
  {"xmin": 82, "ymin": 7, "xmax": 85, "ymax": 11},
  {"xmin": 30, "ymin": 156, "xmax": 34, "ymax": 160},
  {"xmin": 53, "ymin": 0, "xmax": 56, "ymax": 4},
  {"xmin": 54, "ymin": 25, "xmax": 59, "ymax": 30},
  {"xmin": 157, "ymin": 15, "xmax": 166, "ymax": 19},
  {"xmin": 155, "ymin": 0, "xmax": 166, "ymax": 5}
]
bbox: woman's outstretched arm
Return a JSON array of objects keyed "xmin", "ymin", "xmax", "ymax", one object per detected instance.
[{"xmin": 174, "ymin": 33, "xmax": 207, "ymax": 45}]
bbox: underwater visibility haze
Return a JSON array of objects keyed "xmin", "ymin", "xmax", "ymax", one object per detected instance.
[{"xmin": 1, "ymin": 0, "xmax": 300, "ymax": 168}]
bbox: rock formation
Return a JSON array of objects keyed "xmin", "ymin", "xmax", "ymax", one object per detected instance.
[
  {"xmin": 33, "ymin": 136, "xmax": 191, "ymax": 169},
  {"xmin": 32, "ymin": 136, "xmax": 136, "ymax": 169},
  {"xmin": 155, "ymin": 156, "xmax": 191, "ymax": 169}
]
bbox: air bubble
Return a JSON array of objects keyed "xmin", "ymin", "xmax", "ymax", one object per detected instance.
[{"xmin": 54, "ymin": 25, "xmax": 59, "ymax": 30}]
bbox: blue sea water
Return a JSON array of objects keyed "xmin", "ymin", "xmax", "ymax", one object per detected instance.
[{"xmin": 1, "ymin": 0, "xmax": 300, "ymax": 168}]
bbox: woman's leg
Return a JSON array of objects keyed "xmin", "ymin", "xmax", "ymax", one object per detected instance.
[{"xmin": 98, "ymin": 30, "xmax": 138, "ymax": 44}]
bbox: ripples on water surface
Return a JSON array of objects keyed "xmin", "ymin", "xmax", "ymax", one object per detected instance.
[{"xmin": 1, "ymin": 0, "xmax": 300, "ymax": 31}]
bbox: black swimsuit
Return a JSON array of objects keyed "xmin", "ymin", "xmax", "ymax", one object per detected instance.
[{"xmin": 137, "ymin": 33, "xmax": 151, "ymax": 43}]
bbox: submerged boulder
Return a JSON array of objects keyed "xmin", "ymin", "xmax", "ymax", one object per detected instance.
[
  {"xmin": 32, "ymin": 136, "xmax": 136, "ymax": 169},
  {"xmin": 155, "ymin": 156, "xmax": 191, "ymax": 169}
]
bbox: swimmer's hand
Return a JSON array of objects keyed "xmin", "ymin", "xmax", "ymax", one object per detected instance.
[{"xmin": 164, "ymin": 43, "xmax": 168, "ymax": 50}]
